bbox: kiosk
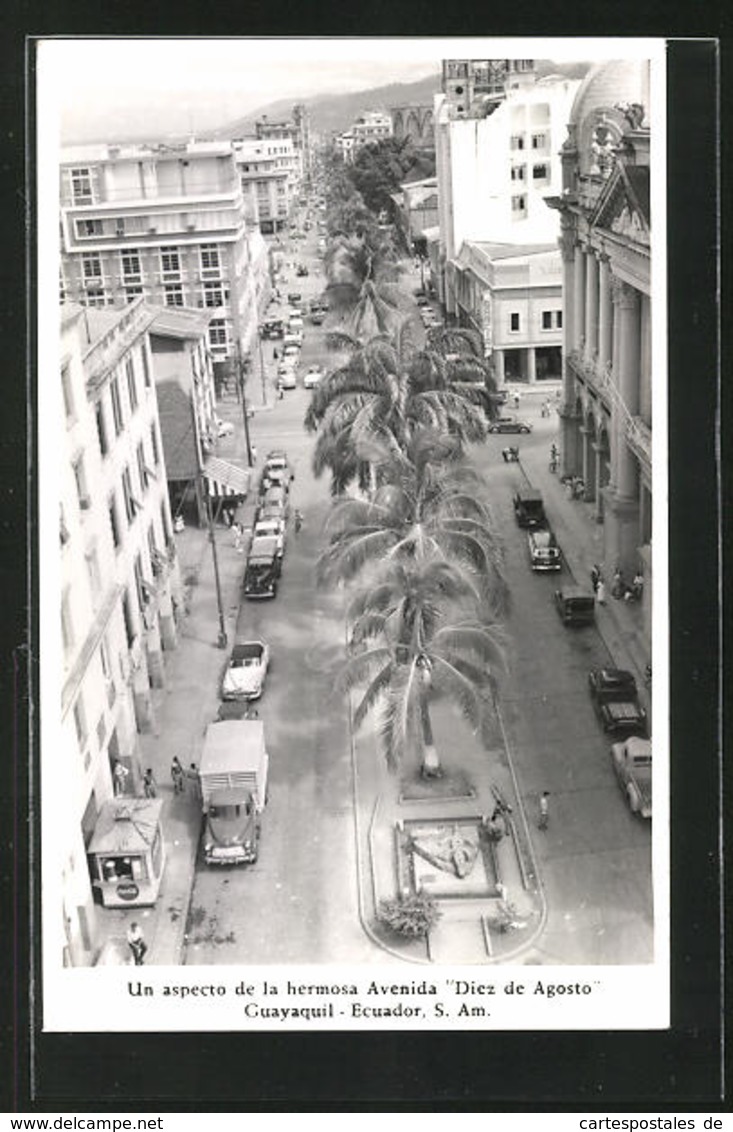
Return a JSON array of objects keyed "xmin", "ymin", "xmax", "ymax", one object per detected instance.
[{"xmin": 87, "ymin": 798, "xmax": 166, "ymax": 908}]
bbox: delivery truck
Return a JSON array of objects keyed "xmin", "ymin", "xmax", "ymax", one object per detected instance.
[{"xmin": 199, "ymin": 720, "xmax": 269, "ymax": 864}]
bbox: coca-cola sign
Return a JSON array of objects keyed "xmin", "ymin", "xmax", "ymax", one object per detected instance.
[{"xmin": 116, "ymin": 880, "xmax": 140, "ymax": 901}]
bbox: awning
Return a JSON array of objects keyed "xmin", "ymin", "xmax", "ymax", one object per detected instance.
[{"xmin": 203, "ymin": 456, "xmax": 250, "ymax": 497}]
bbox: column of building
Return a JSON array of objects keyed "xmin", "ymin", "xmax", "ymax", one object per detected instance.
[
  {"xmin": 557, "ymin": 222, "xmax": 579, "ymax": 475},
  {"xmin": 603, "ymin": 277, "xmax": 642, "ymax": 573}
]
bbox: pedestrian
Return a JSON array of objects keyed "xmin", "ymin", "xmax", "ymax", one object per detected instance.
[
  {"xmin": 630, "ymin": 571, "xmax": 644, "ymax": 601},
  {"xmin": 538, "ymin": 791, "xmax": 550, "ymax": 831},
  {"xmin": 273, "ymin": 347, "xmax": 279, "ymax": 360},
  {"xmin": 294, "ymin": 508, "xmax": 303, "ymax": 534},
  {"xmin": 513, "ymin": 392, "xmax": 520, "ymax": 410},
  {"xmin": 233, "ymin": 522, "xmax": 244, "ymax": 553},
  {"xmin": 126, "ymin": 922, "xmax": 147, "ymax": 966},
  {"xmin": 187, "ymin": 762, "xmax": 201, "ymax": 800},
  {"xmin": 142, "ymin": 768, "xmax": 157, "ymax": 799},
  {"xmin": 171, "ymin": 756, "xmax": 185, "ymax": 794},
  {"xmin": 590, "ymin": 564, "xmax": 601, "ymax": 593},
  {"xmin": 112, "ymin": 760, "xmax": 129, "ymax": 797},
  {"xmin": 596, "ymin": 578, "xmax": 607, "ymax": 606},
  {"xmin": 611, "ymin": 567, "xmax": 625, "ymax": 599}
]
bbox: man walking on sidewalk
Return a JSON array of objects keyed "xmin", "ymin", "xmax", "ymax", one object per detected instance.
[{"xmin": 538, "ymin": 791, "xmax": 550, "ymax": 831}]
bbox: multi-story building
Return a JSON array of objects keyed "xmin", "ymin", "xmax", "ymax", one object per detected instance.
[
  {"xmin": 255, "ymin": 105, "xmax": 313, "ymax": 187},
  {"xmin": 389, "ymin": 176, "xmax": 439, "ymax": 255},
  {"xmin": 450, "ymin": 240, "xmax": 564, "ymax": 384},
  {"xmin": 147, "ymin": 304, "xmax": 251, "ymax": 527},
  {"xmin": 351, "ymin": 110, "xmax": 393, "ymax": 149},
  {"xmin": 433, "ymin": 68, "xmax": 580, "ymax": 352},
  {"xmin": 56, "ymin": 299, "xmax": 180, "ymax": 965},
  {"xmin": 59, "ymin": 140, "xmax": 263, "ymax": 363},
  {"xmin": 546, "ymin": 60, "xmax": 652, "ymax": 644},
  {"xmin": 233, "ymin": 136, "xmax": 299, "ymax": 234},
  {"xmin": 441, "ymin": 58, "xmax": 537, "ymax": 117}
]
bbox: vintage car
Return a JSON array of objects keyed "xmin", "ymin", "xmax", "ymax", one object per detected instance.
[
  {"xmin": 554, "ymin": 586, "xmax": 596, "ymax": 626},
  {"xmin": 303, "ymin": 365, "xmax": 326, "ymax": 390},
  {"xmin": 527, "ymin": 527, "xmax": 562, "ymax": 571},
  {"xmin": 489, "ymin": 417, "xmax": 532, "ymax": 434},
  {"xmin": 253, "ymin": 516, "xmax": 286, "ymax": 559},
  {"xmin": 589, "ymin": 668, "xmax": 647, "ymax": 736},
  {"xmin": 260, "ymin": 319, "xmax": 284, "ymax": 340},
  {"xmin": 221, "ymin": 640, "xmax": 270, "ymax": 701},
  {"xmin": 513, "ymin": 488, "xmax": 546, "ymax": 528},
  {"xmin": 258, "ymin": 486, "xmax": 289, "ymax": 520}
]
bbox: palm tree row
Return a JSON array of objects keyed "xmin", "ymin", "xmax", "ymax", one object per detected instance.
[{"xmin": 309, "ymin": 163, "xmax": 508, "ymax": 778}]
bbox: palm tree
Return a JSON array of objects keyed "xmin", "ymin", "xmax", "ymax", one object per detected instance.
[
  {"xmin": 323, "ymin": 226, "xmax": 407, "ymax": 341},
  {"xmin": 318, "ymin": 430, "xmax": 508, "ymax": 614},
  {"xmin": 304, "ymin": 323, "xmax": 492, "ymax": 495},
  {"xmin": 341, "ymin": 556, "xmax": 506, "ymax": 775}
]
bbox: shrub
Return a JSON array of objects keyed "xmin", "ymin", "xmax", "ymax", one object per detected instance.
[{"xmin": 379, "ymin": 891, "xmax": 441, "ymax": 938}]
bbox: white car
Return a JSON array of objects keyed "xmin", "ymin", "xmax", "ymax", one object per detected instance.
[
  {"xmin": 278, "ymin": 368, "xmax": 297, "ymax": 390},
  {"xmin": 254, "ymin": 516, "xmax": 286, "ymax": 558},
  {"xmin": 221, "ymin": 640, "xmax": 270, "ymax": 701},
  {"xmin": 303, "ymin": 365, "xmax": 325, "ymax": 390}
]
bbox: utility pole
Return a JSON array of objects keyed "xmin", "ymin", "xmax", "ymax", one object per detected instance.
[
  {"xmin": 257, "ymin": 328, "xmax": 267, "ymax": 405},
  {"xmin": 189, "ymin": 397, "xmax": 227, "ymax": 649},
  {"xmin": 236, "ymin": 342, "xmax": 254, "ymax": 467}
]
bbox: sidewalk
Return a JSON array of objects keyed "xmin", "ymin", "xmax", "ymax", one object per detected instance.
[{"xmin": 94, "ymin": 506, "xmax": 253, "ymax": 966}]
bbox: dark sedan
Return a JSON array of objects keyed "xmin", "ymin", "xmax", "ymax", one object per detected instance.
[{"xmin": 488, "ymin": 417, "xmax": 532, "ymax": 434}]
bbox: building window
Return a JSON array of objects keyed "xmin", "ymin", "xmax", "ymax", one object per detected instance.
[
  {"xmin": 122, "ymin": 590, "xmax": 135, "ymax": 649},
  {"xmin": 141, "ymin": 347, "xmax": 151, "ymax": 389},
  {"xmin": 200, "ymin": 244, "xmax": 220, "ymax": 276},
  {"xmin": 150, "ymin": 423, "xmax": 160, "ymax": 467},
  {"xmin": 511, "ymin": 195, "xmax": 526, "ymax": 214},
  {"xmin": 203, "ymin": 281, "xmax": 224, "ymax": 307},
  {"xmin": 73, "ymin": 697, "xmax": 88, "ymax": 751},
  {"xmin": 76, "ymin": 218, "xmax": 103, "ymax": 239},
  {"xmin": 86, "ymin": 288, "xmax": 108, "ymax": 308},
  {"xmin": 164, "ymin": 284, "xmax": 184, "ymax": 307},
  {"xmin": 110, "ymin": 377, "xmax": 124, "ymax": 435},
  {"xmin": 121, "ymin": 467, "xmax": 140, "ymax": 525},
  {"xmin": 208, "ymin": 319, "xmax": 228, "ymax": 350},
  {"xmin": 61, "ymin": 364, "xmax": 75, "ymax": 422},
  {"xmin": 133, "ymin": 554, "xmax": 146, "ymax": 615},
  {"xmin": 71, "ymin": 168, "xmax": 93, "ymax": 204},
  {"xmin": 125, "ymin": 286, "xmax": 144, "ymax": 302},
  {"xmin": 85, "ymin": 546, "xmax": 102, "ymax": 601},
  {"xmin": 510, "ymin": 312, "xmax": 521, "ymax": 332},
  {"xmin": 160, "ymin": 246, "xmax": 181, "ymax": 279},
  {"xmin": 532, "ymin": 163, "xmax": 549, "ymax": 182},
  {"xmin": 61, "ymin": 590, "xmax": 74, "ymax": 654},
  {"xmin": 126, "ymin": 358, "xmax": 138, "ymax": 413},
  {"xmin": 137, "ymin": 441, "xmax": 148, "ymax": 495},
  {"xmin": 121, "ymin": 249, "xmax": 142, "ymax": 282},
  {"xmin": 72, "ymin": 455, "xmax": 90, "ymax": 511},
  {"xmin": 556, "ymin": 310, "xmax": 563, "ymax": 329},
  {"xmin": 82, "ymin": 253, "xmax": 102, "ymax": 284},
  {"xmin": 511, "ymin": 166, "xmax": 525, "ymax": 182},
  {"xmin": 510, "ymin": 135, "xmax": 525, "ymax": 151},
  {"xmin": 542, "ymin": 311, "xmax": 553, "ymax": 330},
  {"xmin": 160, "ymin": 501, "xmax": 171, "ymax": 544},
  {"xmin": 531, "ymin": 133, "xmax": 547, "ymax": 150},
  {"xmin": 108, "ymin": 497, "xmax": 121, "ymax": 549},
  {"xmin": 147, "ymin": 523, "xmax": 158, "ymax": 562}
]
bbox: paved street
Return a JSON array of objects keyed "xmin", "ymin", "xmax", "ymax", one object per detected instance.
[{"xmin": 183, "ymin": 222, "xmax": 652, "ymax": 967}]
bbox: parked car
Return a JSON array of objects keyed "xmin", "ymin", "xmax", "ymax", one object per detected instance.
[
  {"xmin": 513, "ymin": 488, "xmax": 546, "ymax": 528},
  {"xmin": 309, "ymin": 310, "xmax": 325, "ymax": 325},
  {"xmin": 287, "ymin": 292, "xmax": 302, "ymax": 305},
  {"xmin": 264, "ymin": 450, "xmax": 290, "ymax": 473},
  {"xmin": 527, "ymin": 527, "xmax": 562, "ymax": 571},
  {"xmin": 244, "ymin": 537, "xmax": 281, "ymax": 600},
  {"xmin": 489, "ymin": 417, "xmax": 532, "ymax": 434},
  {"xmin": 278, "ymin": 368, "xmax": 297, "ymax": 390},
  {"xmin": 296, "ymin": 264, "xmax": 309, "ymax": 276},
  {"xmin": 221, "ymin": 640, "xmax": 270, "ymax": 701},
  {"xmin": 254, "ymin": 516, "xmax": 286, "ymax": 559},
  {"xmin": 259, "ymin": 465, "xmax": 290, "ymax": 494},
  {"xmin": 589, "ymin": 668, "xmax": 647, "ymax": 736},
  {"xmin": 610, "ymin": 736, "xmax": 652, "ymax": 818},
  {"xmin": 554, "ymin": 586, "xmax": 596, "ymax": 626},
  {"xmin": 283, "ymin": 330, "xmax": 303, "ymax": 348},
  {"xmin": 304, "ymin": 365, "xmax": 325, "ymax": 390},
  {"xmin": 259, "ymin": 486, "xmax": 289, "ymax": 518},
  {"xmin": 260, "ymin": 319, "xmax": 284, "ymax": 339}
]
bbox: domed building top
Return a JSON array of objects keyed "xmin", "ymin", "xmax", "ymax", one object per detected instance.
[{"xmin": 568, "ymin": 59, "xmax": 650, "ymax": 178}]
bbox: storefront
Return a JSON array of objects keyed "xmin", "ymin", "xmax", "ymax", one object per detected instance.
[{"xmin": 87, "ymin": 798, "xmax": 166, "ymax": 908}]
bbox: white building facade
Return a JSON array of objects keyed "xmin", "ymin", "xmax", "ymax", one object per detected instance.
[
  {"xmin": 434, "ymin": 74, "xmax": 580, "ymax": 316},
  {"xmin": 59, "ymin": 140, "xmax": 264, "ymax": 364},
  {"xmin": 58, "ymin": 300, "xmax": 179, "ymax": 966}
]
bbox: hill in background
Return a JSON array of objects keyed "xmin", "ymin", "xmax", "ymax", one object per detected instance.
[{"xmin": 209, "ymin": 60, "xmax": 589, "ymax": 141}]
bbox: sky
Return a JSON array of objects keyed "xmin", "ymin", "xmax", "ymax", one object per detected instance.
[{"xmin": 39, "ymin": 36, "xmax": 661, "ymax": 145}]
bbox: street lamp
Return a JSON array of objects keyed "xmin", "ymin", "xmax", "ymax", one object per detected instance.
[{"xmin": 236, "ymin": 343, "xmax": 254, "ymax": 467}]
